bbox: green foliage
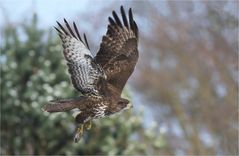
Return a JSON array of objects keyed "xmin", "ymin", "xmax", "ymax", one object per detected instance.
[{"xmin": 1, "ymin": 15, "xmax": 163, "ymax": 155}]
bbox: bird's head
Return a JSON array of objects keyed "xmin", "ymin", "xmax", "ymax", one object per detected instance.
[
  {"xmin": 116, "ymin": 98, "xmax": 132, "ymax": 112},
  {"xmin": 105, "ymin": 99, "xmax": 133, "ymax": 116}
]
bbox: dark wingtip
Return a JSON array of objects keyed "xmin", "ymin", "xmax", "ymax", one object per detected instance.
[
  {"xmin": 56, "ymin": 20, "xmax": 69, "ymax": 35},
  {"xmin": 63, "ymin": 18, "xmax": 77, "ymax": 38},
  {"xmin": 129, "ymin": 8, "xmax": 134, "ymax": 27},
  {"xmin": 120, "ymin": 6, "xmax": 124, "ymax": 13},
  {"xmin": 112, "ymin": 11, "xmax": 117, "ymax": 18},
  {"xmin": 73, "ymin": 21, "xmax": 83, "ymax": 41},
  {"xmin": 112, "ymin": 10, "xmax": 123, "ymax": 27},
  {"xmin": 108, "ymin": 17, "xmax": 116, "ymax": 25},
  {"xmin": 53, "ymin": 26, "xmax": 61, "ymax": 33},
  {"xmin": 129, "ymin": 8, "xmax": 132, "ymax": 13},
  {"xmin": 128, "ymin": 8, "xmax": 138, "ymax": 38},
  {"xmin": 73, "ymin": 22, "xmax": 77, "ymax": 27},
  {"xmin": 120, "ymin": 5, "xmax": 129, "ymax": 29},
  {"xmin": 134, "ymin": 21, "xmax": 139, "ymax": 38},
  {"xmin": 112, "ymin": 10, "xmax": 116, "ymax": 15},
  {"xmin": 129, "ymin": 8, "xmax": 133, "ymax": 21},
  {"xmin": 56, "ymin": 21, "xmax": 61, "ymax": 27},
  {"xmin": 83, "ymin": 33, "xmax": 90, "ymax": 50}
]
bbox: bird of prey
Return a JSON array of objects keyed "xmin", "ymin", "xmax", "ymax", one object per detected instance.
[{"xmin": 42, "ymin": 6, "xmax": 139, "ymax": 142}]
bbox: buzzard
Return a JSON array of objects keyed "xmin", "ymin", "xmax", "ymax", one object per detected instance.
[{"xmin": 42, "ymin": 6, "xmax": 139, "ymax": 142}]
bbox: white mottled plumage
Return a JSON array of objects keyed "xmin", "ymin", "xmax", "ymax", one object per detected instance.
[
  {"xmin": 56, "ymin": 21, "xmax": 106, "ymax": 95},
  {"xmin": 93, "ymin": 103, "xmax": 107, "ymax": 118},
  {"xmin": 61, "ymin": 36, "xmax": 92, "ymax": 62}
]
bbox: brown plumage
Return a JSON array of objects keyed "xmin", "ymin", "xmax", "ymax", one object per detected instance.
[{"xmin": 42, "ymin": 6, "xmax": 139, "ymax": 142}]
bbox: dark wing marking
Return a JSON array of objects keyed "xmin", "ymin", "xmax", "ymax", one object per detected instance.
[
  {"xmin": 73, "ymin": 22, "xmax": 83, "ymax": 41},
  {"xmin": 95, "ymin": 6, "xmax": 139, "ymax": 93},
  {"xmin": 55, "ymin": 19, "xmax": 106, "ymax": 95},
  {"xmin": 121, "ymin": 6, "xmax": 129, "ymax": 29}
]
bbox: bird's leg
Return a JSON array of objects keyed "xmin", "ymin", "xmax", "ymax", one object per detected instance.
[
  {"xmin": 74, "ymin": 124, "xmax": 84, "ymax": 143},
  {"xmin": 84, "ymin": 120, "xmax": 92, "ymax": 130}
]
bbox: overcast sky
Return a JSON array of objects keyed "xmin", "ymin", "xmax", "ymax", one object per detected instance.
[{"xmin": 0, "ymin": 0, "xmax": 105, "ymax": 27}]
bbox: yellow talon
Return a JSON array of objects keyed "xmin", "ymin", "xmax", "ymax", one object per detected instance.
[
  {"xmin": 74, "ymin": 124, "xmax": 84, "ymax": 143},
  {"xmin": 78, "ymin": 125, "xmax": 84, "ymax": 134},
  {"xmin": 74, "ymin": 121, "xmax": 92, "ymax": 143},
  {"xmin": 84, "ymin": 121, "xmax": 92, "ymax": 130}
]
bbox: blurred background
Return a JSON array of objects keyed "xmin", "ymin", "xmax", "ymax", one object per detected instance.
[{"xmin": 1, "ymin": 0, "xmax": 238, "ymax": 155}]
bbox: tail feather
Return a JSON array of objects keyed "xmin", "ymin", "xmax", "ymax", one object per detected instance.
[{"xmin": 42, "ymin": 97, "xmax": 84, "ymax": 113}]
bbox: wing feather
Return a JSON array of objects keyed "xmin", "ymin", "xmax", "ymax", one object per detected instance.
[
  {"xmin": 56, "ymin": 21, "xmax": 69, "ymax": 35},
  {"xmin": 108, "ymin": 17, "xmax": 116, "ymax": 26},
  {"xmin": 83, "ymin": 33, "xmax": 90, "ymax": 50},
  {"xmin": 73, "ymin": 22, "xmax": 83, "ymax": 41},
  {"xmin": 112, "ymin": 11, "xmax": 123, "ymax": 27},
  {"xmin": 95, "ymin": 6, "xmax": 139, "ymax": 94},
  {"xmin": 55, "ymin": 19, "xmax": 106, "ymax": 95},
  {"xmin": 64, "ymin": 18, "xmax": 77, "ymax": 38},
  {"xmin": 121, "ymin": 6, "xmax": 129, "ymax": 29}
]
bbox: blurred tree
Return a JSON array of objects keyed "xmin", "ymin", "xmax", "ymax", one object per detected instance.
[
  {"xmin": 0, "ymin": 14, "xmax": 164, "ymax": 155},
  {"xmin": 133, "ymin": 1, "xmax": 238, "ymax": 155}
]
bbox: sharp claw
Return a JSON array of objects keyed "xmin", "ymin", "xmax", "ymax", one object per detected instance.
[
  {"xmin": 74, "ymin": 125, "xmax": 84, "ymax": 143},
  {"xmin": 74, "ymin": 133, "xmax": 83, "ymax": 143},
  {"xmin": 84, "ymin": 121, "xmax": 92, "ymax": 130}
]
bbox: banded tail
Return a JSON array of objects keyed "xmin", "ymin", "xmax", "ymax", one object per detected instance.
[{"xmin": 42, "ymin": 97, "xmax": 84, "ymax": 113}]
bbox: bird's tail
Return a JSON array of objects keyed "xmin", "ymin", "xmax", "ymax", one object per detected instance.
[{"xmin": 42, "ymin": 97, "xmax": 84, "ymax": 113}]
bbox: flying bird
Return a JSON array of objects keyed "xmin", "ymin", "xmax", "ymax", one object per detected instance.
[{"xmin": 42, "ymin": 6, "xmax": 139, "ymax": 142}]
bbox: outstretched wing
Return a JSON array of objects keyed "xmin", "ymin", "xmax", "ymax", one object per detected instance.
[
  {"xmin": 95, "ymin": 6, "xmax": 139, "ymax": 94},
  {"xmin": 55, "ymin": 19, "xmax": 106, "ymax": 95}
]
